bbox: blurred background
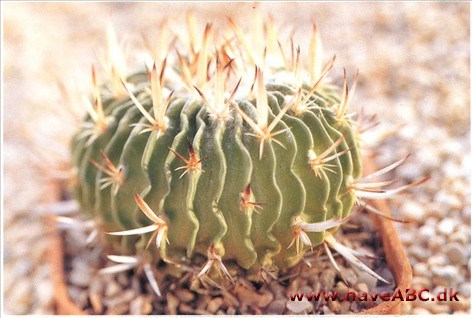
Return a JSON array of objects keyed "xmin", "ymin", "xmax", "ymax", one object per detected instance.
[{"xmin": 3, "ymin": 2, "xmax": 470, "ymax": 314}]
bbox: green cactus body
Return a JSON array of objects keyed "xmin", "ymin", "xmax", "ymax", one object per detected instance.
[{"xmin": 71, "ymin": 19, "xmax": 366, "ymax": 279}]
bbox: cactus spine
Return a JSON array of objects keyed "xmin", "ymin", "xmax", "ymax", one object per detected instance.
[{"xmin": 71, "ymin": 16, "xmax": 422, "ymax": 282}]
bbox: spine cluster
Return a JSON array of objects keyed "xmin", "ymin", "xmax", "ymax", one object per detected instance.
[{"xmin": 71, "ymin": 15, "xmax": 424, "ymax": 281}]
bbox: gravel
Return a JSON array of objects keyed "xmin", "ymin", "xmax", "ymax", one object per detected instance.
[
  {"xmin": 3, "ymin": 2, "xmax": 470, "ymax": 314},
  {"xmin": 55, "ymin": 206, "xmax": 393, "ymax": 314}
]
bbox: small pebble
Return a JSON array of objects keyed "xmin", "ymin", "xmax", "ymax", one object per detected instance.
[
  {"xmin": 437, "ymin": 218, "xmax": 455, "ymax": 236},
  {"xmin": 460, "ymin": 282, "xmax": 470, "ymax": 298},
  {"xmin": 7, "ymin": 279, "xmax": 32, "ymax": 314},
  {"xmin": 430, "ymin": 304, "xmax": 451, "ymax": 314},
  {"xmin": 411, "ymin": 276, "xmax": 431, "ymax": 289},
  {"xmin": 286, "ymin": 297, "xmax": 313, "ymax": 314},
  {"xmin": 104, "ymin": 289, "xmax": 136, "ymax": 308},
  {"xmin": 89, "ymin": 292, "xmax": 103, "ymax": 314},
  {"xmin": 412, "ymin": 307, "xmax": 432, "ymax": 315},
  {"xmin": 34, "ymin": 280, "xmax": 54, "ymax": 307},
  {"xmin": 69, "ymin": 267, "xmax": 92, "ymax": 287},
  {"xmin": 340, "ymin": 300, "xmax": 351, "ymax": 313},
  {"xmin": 105, "ymin": 280, "xmax": 122, "ymax": 298},
  {"xmin": 427, "ymin": 235, "xmax": 446, "ymax": 251},
  {"xmin": 269, "ymin": 281, "xmax": 285, "ymax": 298},
  {"xmin": 222, "ymin": 290, "xmax": 240, "ymax": 307},
  {"xmin": 444, "ymin": 242, "xmax": 467, "ymax": 265},
  {"xmin": 350, "ymin": 301, "xmax": 360, "ymax": 312},
  {"xmin": 357, "ymin": 270, "xmax": 381, "ymax": 290},
  {"xmin": 227, "ymin": 307, "xmax": 236, "ymax": 315},
  {"xmin": 355, "ymin": 282, "xmax": 369, "ymax": 293},
  {"xmin": 207, "ymin": 297, "xmax": 224, "ymax": 314},
  {"xmin": 67, "ymin": 286, "xmax": 89, "ymax": 309},
  {"xmin": 179, "ymin": 303, "xmax": 195, "ymax": 314},
  {"xmin": 335, "ymin": 281, "xmax": 349, "ymax": 295},
  {"xmin": 427, "ymin": 255, "xmax": 449, "ymax": 267},
  {"xmin": 418, "ymin": 225, "xmax": 436, "ymax": 242},
  {"xmin": 342, "ymin": 268, "xmax": 358, "ymax": 286},
  {"xmin": 432, "ymin": 265, "xmax": 459, "ymax": 281},
  {"xmin": 166, "ymin": 293, "xmax": 179, "ymax": 315},
  {"xmin": 265, "ymin": 299, "xmax": 286, "ymax": 314},
  {"xmin": 106, "ymin": 303, "xmax": 129, "ymax": 315},
  {"xmin": 428, "ymin": 202, "xmax": 448, "ymax": 218},
  {"xmin": 175, "ymin": 289, "xmax": 195, "ymax": 303},
  {"xmin": 129, "ymin": 296, "xmax": 153, "ymax": 315},
  {"xmin": 410, "ymin": 245, "xmax": 432, "ymax": 261},
  {"xmin": 300, "ymin": 285, "xmax": 312, "ymax": 294},
  {"xmin": 194, "ymin": 308, "xmax": 212, "ymax": 315},
  {"xmin": 320, "ymin": 269, "xmax": 336, "ymax": 289},
  {"xmin": 462, "ymin": 206, "xmax": 471, "ymax": 222},
  {"xmin": 236, "ymin": 286, "xmax": 273, "ymax": 308},
  {"xmin": 423, "ymin": 218, "xmax": 438, "ymax": 230},
  {"xmin": 322, "ymin": 305, "xmax": 333, "ymax": 314},
  {"xmin": 328, "ymin": 300, "xmax": 341, "ymax": 313},
  {"xmin": 448, "ymin": 226, "xmax": 470, "ymax": 244},
  {"xmin": 400, "ymin": 201, "xmax": 426, "ymax": 222},
  {"xmin": 116, "ymin": 272, "xmax": 130, "ymax": 286}
]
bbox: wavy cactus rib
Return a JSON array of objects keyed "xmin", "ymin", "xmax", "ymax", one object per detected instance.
[{"xmin": 71, "ymin": 16, "xmax": 416, "ymax": 281}]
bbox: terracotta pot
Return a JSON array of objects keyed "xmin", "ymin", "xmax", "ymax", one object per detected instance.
[
  {"xmin": 44, "ymin": 179, "xmax": 86, "ymax": 315},
  {"xmin": 358, "ymin": 158, "xmax": 413, "ymax": 315},
  {"xmin": 45, "ymin": 159, "xmax": 411, "ymax": 315}
]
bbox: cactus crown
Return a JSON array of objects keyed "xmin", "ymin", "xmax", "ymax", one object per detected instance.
[{"xmin": 71, "ymin": 14, "xmax": 424, "ymax": 286}]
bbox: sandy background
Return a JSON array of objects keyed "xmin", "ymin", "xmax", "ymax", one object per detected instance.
[{"xmin": 3, "ymin": 2, "xmax": 470, "ymax": 314}]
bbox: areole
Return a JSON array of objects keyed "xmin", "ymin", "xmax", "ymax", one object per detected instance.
[
  {"xmin": 46, "ymin": 158, "xmax": 412, "ymax": 314},
  {"xmin": 51, "ymin": 14, "xmax": 424, "ymax": 313}
]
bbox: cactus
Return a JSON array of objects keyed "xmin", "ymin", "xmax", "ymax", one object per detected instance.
[{"xmin": 71, "ymin": 16, "xmax": 426, "ymax": 286}]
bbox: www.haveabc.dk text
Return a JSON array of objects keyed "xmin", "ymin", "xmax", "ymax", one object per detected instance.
[{"xmin": 288, "ymin": 288, "xmax": 459, "ymax": 302}]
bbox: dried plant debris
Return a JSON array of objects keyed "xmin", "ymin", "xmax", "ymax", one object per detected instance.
[{"xmin": 60, "ymin": 209, "xmax": 394, "ymax": 314}]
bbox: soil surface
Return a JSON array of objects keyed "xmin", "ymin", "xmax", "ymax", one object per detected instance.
[{"xmin": 60, "ymin": 207, "xmax": 394, "ymax": 314}]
